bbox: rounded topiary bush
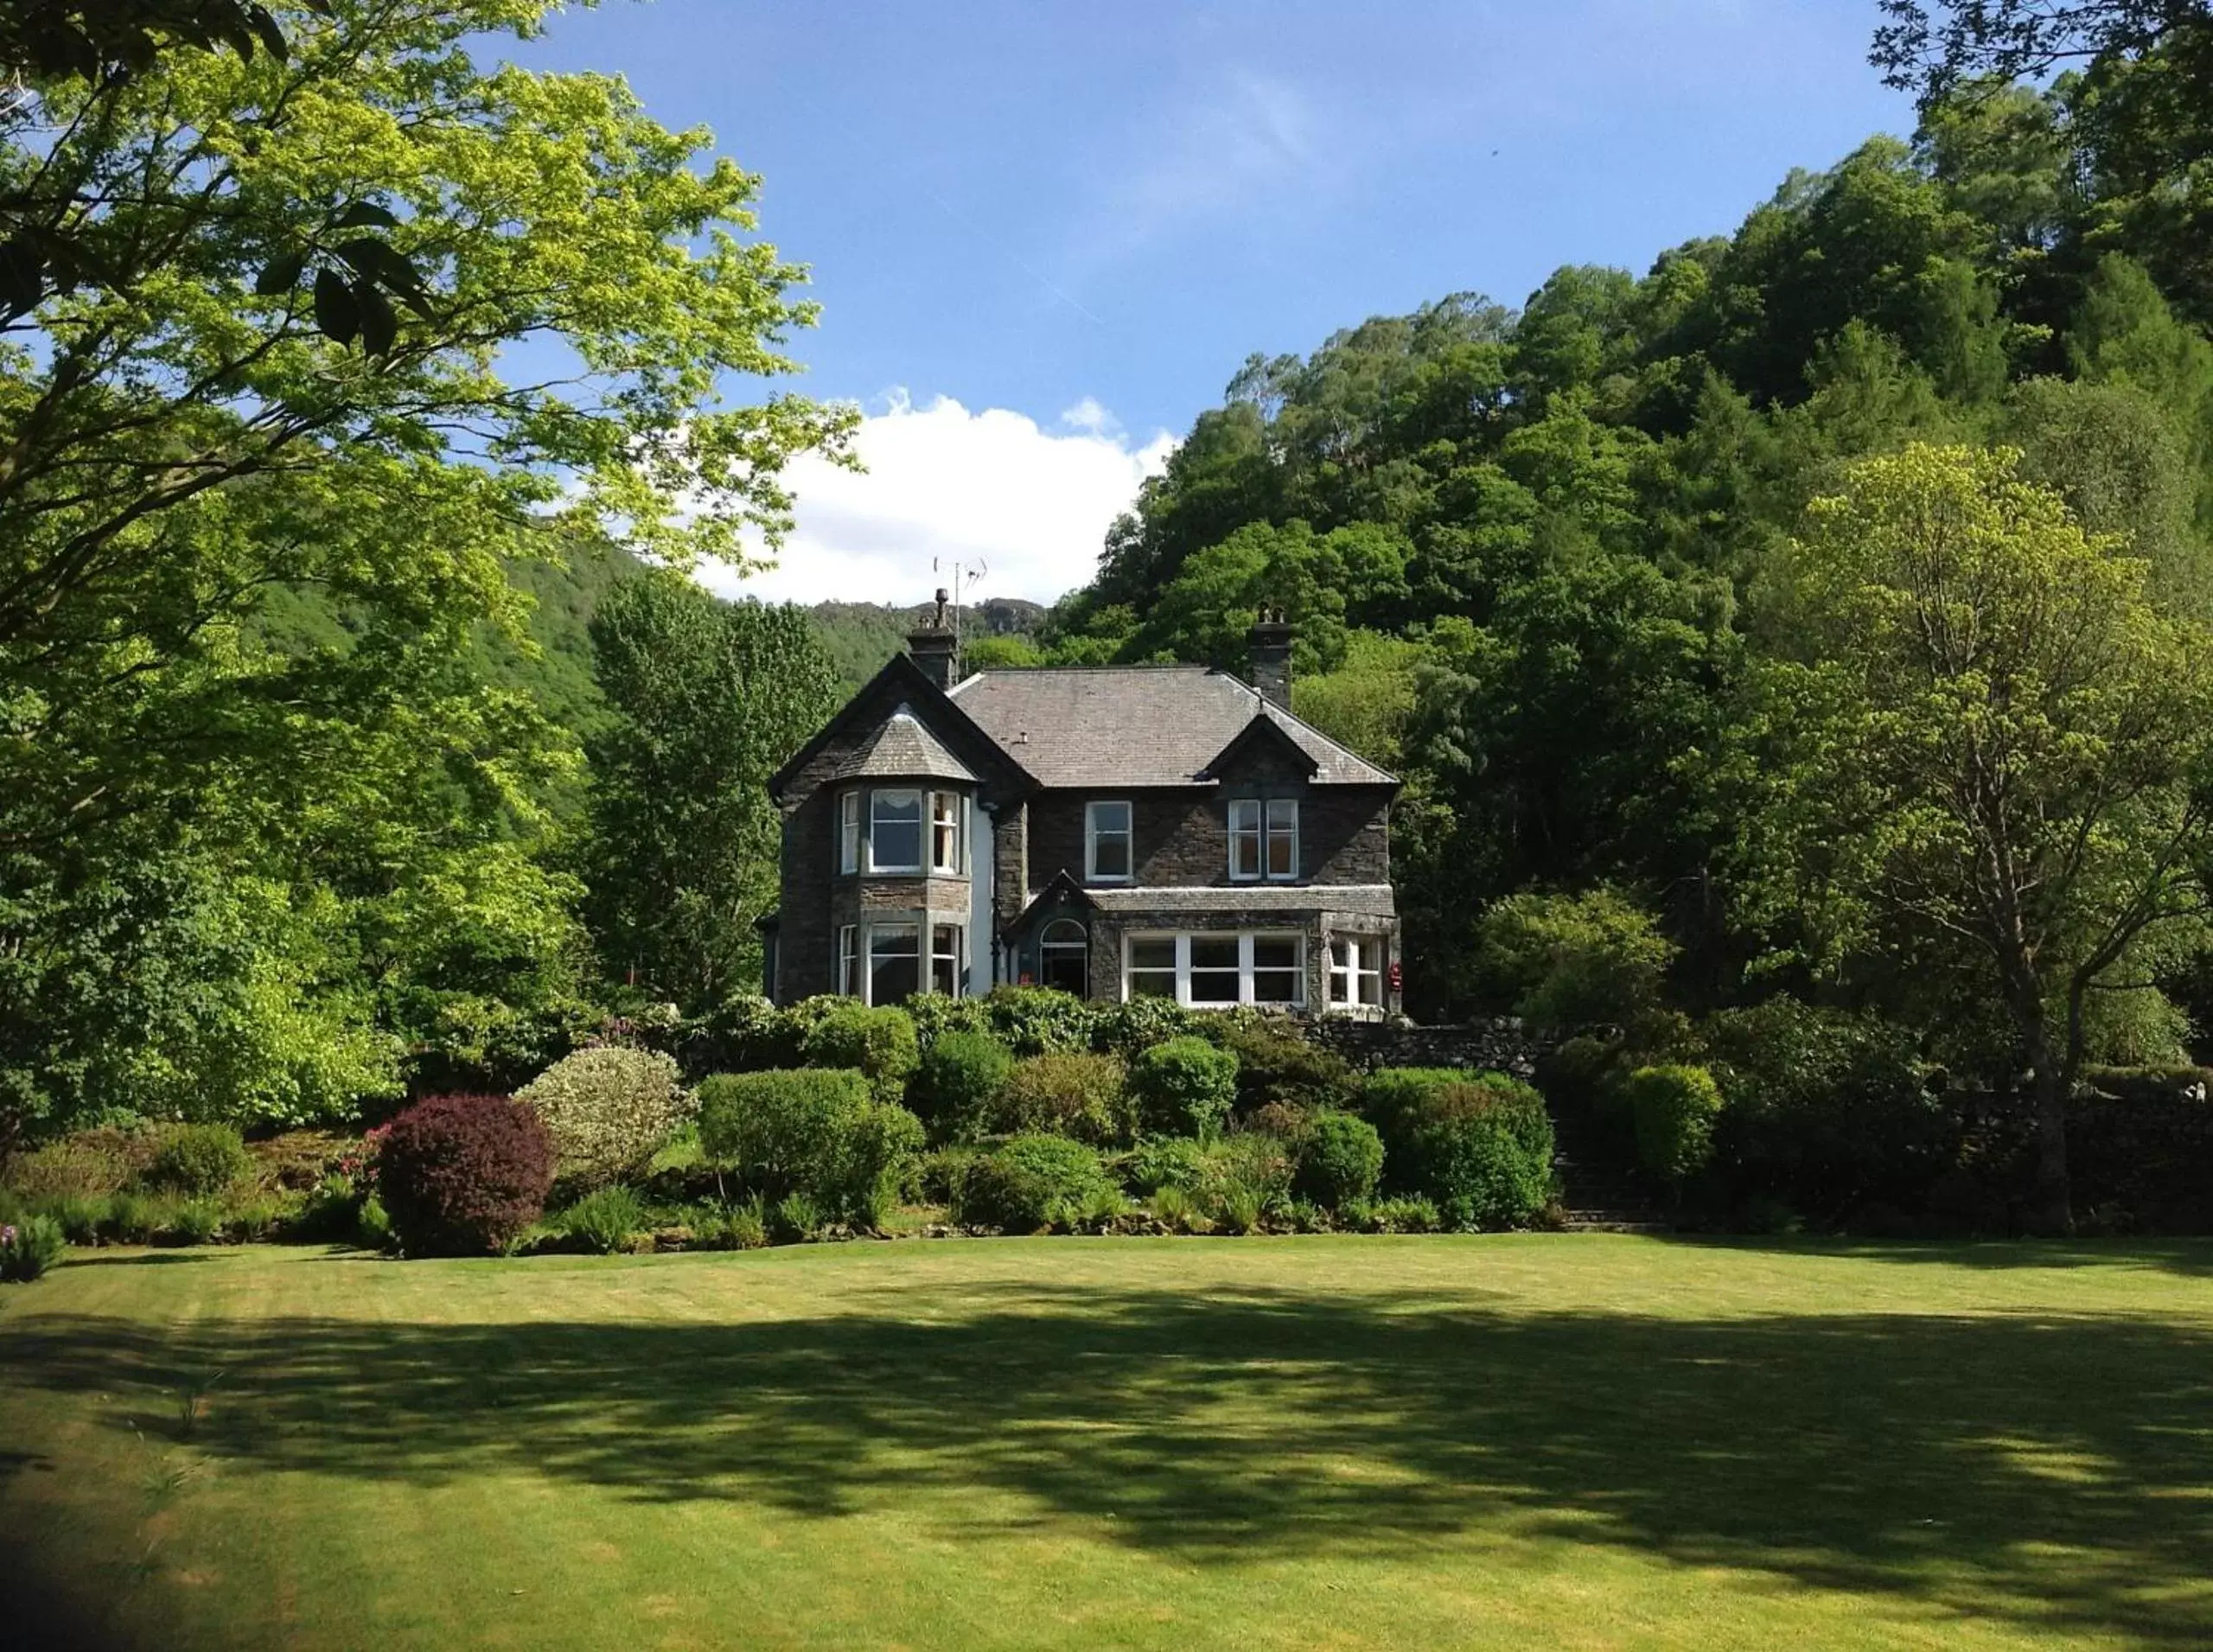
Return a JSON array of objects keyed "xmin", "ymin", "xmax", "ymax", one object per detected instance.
[
  {"xmin": 1293, "ymin": 1111, "xmax": 1385, "ymax": 1209},
  {"xmin": 908, "ymin": 1030, "xmax": 1014, "ymax": 1140},
  {"xmin": 951, "ymin": 1134, "xmax": 1114, "ymax": 1233},
  {"xmin": 995, "ymin": 1052, "xmax": 1131, "ymax": 1145},
  {"xmin": 1625, "ymin": 1063, "xmax": 1725, "ymax": 1186},
  {"xmin": 799, "ymin": 1004, "xmax": 920, "ymax": 1100},
  {"xmin": 146, "ymin": 1124, "xmax": 251, "ymax": 1197},
  {"xmin": 1128, "ymin": 1036, "xmax": 1239, "ymax": 1140},
  {"xmin": 376, "ymin": 1094, "xmax": 558, "ymax": 1257},
  {"xmin": 514, "ymin": 1045, "xmax": 692, "ymax": 1190},
  {"xmin": 1360, "ymin": 1068, "xmax": 1554, "ymax": 1230}
]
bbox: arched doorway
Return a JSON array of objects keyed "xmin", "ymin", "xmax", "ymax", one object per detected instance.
[{"xmin": 1039, "ymin": 917, "xmax": 1088, "ymax": 998}]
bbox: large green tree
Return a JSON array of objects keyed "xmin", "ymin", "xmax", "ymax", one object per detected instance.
[
  {"xmin": 0, "ymin": 0, "xmax": 850, "ymax": 1138},
  {"xmin": 1730, "ymin": 444, "xmax": 2213, "ymax": 1230},
  {"xmin": 583, "ymin": 575, "xmax": 839, "ymax": 1011}
]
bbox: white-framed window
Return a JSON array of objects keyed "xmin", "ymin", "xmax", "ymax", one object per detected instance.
[
  {"xmin": 1121, "ymin": 932, "xmax": 1305, "ymax": 1007},
  {"xmin": 868, "ymin": 788, "xmax": 923, "ymax": 873},
  {"xmin": 1086, "ymin": 800, "xmax": 1133, "ymax": 883},
  {"xmin": 1329, "ymin": 936, "xmax": 1385, "ymax": 1008},
  {"xmin": 838, "ymin": 924, "xmax": 858, "ymax": 997},
  {"xmin": 1228, "ymin": 798, "xmax": 1298, "ymax": 882},
  {"xmin": 869, "ymin": 922, "xmax": 921, "ymax": 1005},
  {"xmin": 931, "ymin": 792, "xmax": 965, "ymax": 874},
  {"xmin": 931, "ymin": 923, "xmax": 964, "ymax": 997},
  {"xmin": 839, "ymin": 791, "xmax": 859, "ymax": 875}
]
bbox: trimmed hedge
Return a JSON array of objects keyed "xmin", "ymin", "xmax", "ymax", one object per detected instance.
[
  {"xmin": 1293, "ymin": 1112, "xmax": 1385, "ymax": 1209},
  {"xmin": 1360, "ymin": 1068, "xmax": 1553, "ymax": 1230},
  {"xmin": 907, "ymin": 1030, "xmax": 1014, "ymax": 1140},
  {"xmin": 1129, "ymin": 1036, "xmax": 1239, "ymax": 1140},
  {"xmin": 377, "ymin": 1094, "xmax": 557, "ymax": 1257},
  {"xmin": 950, "ymin": 1135, "xmax": 1116, "ymax": 1233},
  {"xmin": 696, "ymin": 1068, "xmax": 924, "ymax": 1228},
  {"xmin": 1625, "ymin": 1064, "xmax": 1725, "ymax": 1184}
]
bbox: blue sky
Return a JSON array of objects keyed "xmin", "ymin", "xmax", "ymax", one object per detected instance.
[{"xmin": 513, "ymin": 0, "xmax": 1916, "ymax": 605}]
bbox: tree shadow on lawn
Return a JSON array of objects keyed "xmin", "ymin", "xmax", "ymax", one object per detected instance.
[
  {"xmin": 1663, "ymin": 1235, "xmax": 2213, "ymax": 1279},
  {"xmin": 9, "ymin": 1282, "xmax": 2213, "ymax": 1644}
]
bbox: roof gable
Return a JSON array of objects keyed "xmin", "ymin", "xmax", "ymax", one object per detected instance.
[
  {"xmin": 1197, "ymin": 713, "xmax": 1320, "ymax": 783},
  {"xmin": 947, "ymin": 666, "xmax": 1395, "ymax": 788},
  {"xmin": 769, "ymin": 652, "xmax": 1031, "ymax": 804}
]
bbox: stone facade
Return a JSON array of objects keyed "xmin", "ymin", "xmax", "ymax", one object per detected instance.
[{"xmin": 768, "ymin": 631, "xmax": 1402, "ymax": 1011}]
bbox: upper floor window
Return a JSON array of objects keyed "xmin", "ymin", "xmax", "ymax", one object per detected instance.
[
  {"xmin": 1229, "ymin": 798, "xmax": 1298, "ymax": 882},
  {"xmin": 1087, "ymin": 800, "xmax": 1133, "ymax": 882},
  {"xmin": 869, "ymin": 788, "xmax": 923, "ymax": 873},
  {"xmin": 839, "ymin": 791, "xmax": 859, "ymax": 874},
  {"xmin": 931, "ymin": 791, "xmax": 965, "ymax": 874}
]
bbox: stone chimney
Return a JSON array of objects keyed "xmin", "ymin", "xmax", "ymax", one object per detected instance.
[
  {"xmin": 1247, "ymin": 608, "xmax": 1292, "ymax": 710},
  {"xmin": 908, "ymin": 586, "xmax": 958, "ymax": 690}
]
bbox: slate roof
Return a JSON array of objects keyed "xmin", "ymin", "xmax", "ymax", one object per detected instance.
[
  {"xmin": 829, "ymin": 705, "xmax": 978, "ymax": 784},
  {"xmin": 946, "ymin": 667, "xmax": 1395, "ymax": 788},
  {"xmin": 1085, "ymin": 884, "xmax": 1399, "ymax": 917}
]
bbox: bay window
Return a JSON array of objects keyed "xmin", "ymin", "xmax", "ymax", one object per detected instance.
[
  {"xmin": 1120, "ymin": 932, "xmax": 1305, "ymax": 1007},
  {"xmin": 869, "ymin": 923, "xmax": 921, "ymax": 1005},
  {"xmin": 838, "ymin": 924, "xmax": 858, "ymax": 997},
  {"xmin": 839, "ymin": 791, "xmax": 859, "ymax": 874},
  {"xmin": 931, "ymin": 923, "xmax": 964, "ymax": 997},
  {"xmin": 868, "ymin": 789, "xmax": 923, "ymax": 873},
  {"xmin": 1229, "ymin": 798, "xmax": 1298, "ymax": 882},
  {"xmin": 930, "ymin": 792, "xmax": 965, "ymax": 874}
]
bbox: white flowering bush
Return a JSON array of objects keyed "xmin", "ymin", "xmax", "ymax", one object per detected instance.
[{"xmin": 514, "ymin": 1047, "xmax": 694, "ymax": 1190}]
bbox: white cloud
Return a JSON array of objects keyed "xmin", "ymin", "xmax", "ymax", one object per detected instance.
[{"xmin": 698, "ymin": 392, "xmax": 1175, "ymax": 609}]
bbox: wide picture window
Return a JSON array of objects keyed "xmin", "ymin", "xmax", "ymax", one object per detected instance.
[{"xmin": 1124, "ymin": 934, "xmax": 1304, "ymax": 1007}]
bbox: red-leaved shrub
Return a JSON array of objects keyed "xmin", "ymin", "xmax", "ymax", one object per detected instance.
[{"xmin": 376, "ymin": 1094, "xmax": 556, "ymax": 1256}]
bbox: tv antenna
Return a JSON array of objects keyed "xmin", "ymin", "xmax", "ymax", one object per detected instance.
[{"xmin": 932, "ymin": 557, "xmax": 988, "ymax": 642}]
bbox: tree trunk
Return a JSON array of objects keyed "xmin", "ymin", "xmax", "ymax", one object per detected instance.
[{"xmin": 2023, "ymin": 1025, "xmax": 2074, "ymax": 1236}]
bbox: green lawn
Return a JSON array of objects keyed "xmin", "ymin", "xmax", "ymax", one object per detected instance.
[{"xmin": 3, "ymin": 1236, "xmax": 2210, "ymax": 1650}]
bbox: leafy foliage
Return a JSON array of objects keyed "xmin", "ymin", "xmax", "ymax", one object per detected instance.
[
  {"xmin": 1623, "ymin": 1065, "xmax": 1726, "ymax": 1186},
  {"xmin": 694, "ymin": 1068, "xmax": 923, "ymax": 1228},
  {"xmin": 1292, "ymin": 1112, "xmax": 1387, "ymax": 1209},
  {"xmin": 514, "ymin": 1047, "xmax": 692, "ymax": 1191},
  {"xmin": 799, "ymin": 1005, "xmax": 922, "ymax": 1103},
  {"xmin": 1359, "ymin": 1068, "xmax": 1555, "ymax": 1230},
  {"xmin": 949, "ymin": 1135, "xmax": 1116, "ymax": 1234},
  {"xmin": 375, "ymin": 1094, "xmax": 557, "ymax": 1258},
  {"xmin": 1127, "ymin": 1037, "xmax": 1240, "ymax": 1142},
  {"xmin": 0, "ymin": 1214, "xmax": 67, "ymax": 1281},
  {"xmin": 992, "ymin": 1053, "xmax": 1132, "ymax": 1146},
  {"xmin": 906, "ymin": 1030, "xmax": 1014, "ymax": 1142},
  {"xmin": 145, "ymin": 1124, "xmax": 251, "ymax": 1196}
]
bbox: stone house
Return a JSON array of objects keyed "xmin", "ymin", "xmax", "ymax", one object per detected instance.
[{"xmin": 763, "ymin": 606, "xmax": 1400, "ymax": 1016}]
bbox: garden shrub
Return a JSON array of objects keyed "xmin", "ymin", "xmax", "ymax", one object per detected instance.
[
  {"xmin": 4, "ymin": 1129, "xmax": 152, "ymax": 1201},
  {"xmin": 1292, "ymin": 1112, "xmax": 1385, "ymax": 1209},
  {"xmin": 914, "ymin": 1145, "xmax": 982, "ymax": 1206},
  {"xmin": 1360, "ymin": 1068, "xmax": 1553, "ymax": 1230},
  {"xmin": 698, "ymin": 1196, "xmax": 768, "ymax": 1251},
  {"xmin": 375, "ymin": 1094, "xmax": 558, "ymax": 1257},
  {"xmin": 1476, "ymin": 885, "xmax": 1676, "ymax": 1033},
  {"xmin": 1204, "ymin": 1132, "xmax": 1295, "ymax": 1212},
  {"xmin": 558, "ymin": 1184, "xmax": 649, "ymax": 1254},
  {"xmin": 799, "ymin": 1004, "xmax": 921, "ymax": 1100},
  {"xmin": 105, "ymin": 1190, "xmax": 159, "ymax": 1243},
  {"xmin": 514, "ymin": 1046, "xmax": 692, "ymax": 1190},
  {"xmin": 1120, "ymin": 1136, "xmax": 1209, "ymax": 1196},
  {"xmin": 695, "ymin": 1068, "xmax": 924, "ymax": 1228},
  {"xmin": 175, "ymin": 1199, "xmax": 223, "ymax": 1245},
  {"xmin": 0, "ymin": 1215, "xmax": 66, "ymax": 1281},
  {"xmin": 1208, "ymin": 1013, "xmax": 1357, "ymax": 1114},
  {"xmin": 694, "ymin": 993, "xmax": 807, "ymax": 1074},
  {"xmin": 146, "ymin": 1125, "xmax": 250, "ymax": 1197},
  {"xmin": 1148, "ymin": 1182, "xmax": 1202, "ymax": 1233},
  {"xmin": 1092, "ymin": 994, "xmax": 1195, "ymax": 1056},
  {"xmin": 908, "ymin": 1030, "xmax": 1014, "ymax": 1140},
  {"xmin": 951, "ymin": 1135, "xmax": 1115, "ymax": 1233},
  {"xmin": 770, "ymin": 1191, "xmax": 822, "ymax": 1243},
  {"xmin": 1128, "ymin": 1036, "xmax": 1239, "ymax": 1140},
  {"xmin": 1625, "ymin": 1064, "xmax": 1725, "ymax": 1185},
  {"xmin": 1209, "ymin": 1178, "xmax": 1266, "ymax": 1234},
  {"xmin": 994, "ymin": 1052, "xmax": 1132, "ymax": 1145},
  {"xmin": 980, "ymin": 985, "xmax": 1100, "ymax": 1056},
  {"xmin": 901, "ymin": 992, "xmax": 994, "ymax": 1049}
]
